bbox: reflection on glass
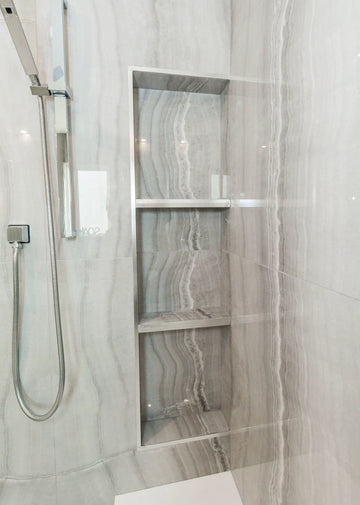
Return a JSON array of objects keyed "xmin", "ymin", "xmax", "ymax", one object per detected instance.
[{"xmin": 78, "ymin": 170, "xmax": 109, "ymax": 236}]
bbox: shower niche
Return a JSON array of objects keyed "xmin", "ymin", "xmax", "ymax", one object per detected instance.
[{"xmin": 130, "ymin": 68, "xmax": 231, "ymax": 448}]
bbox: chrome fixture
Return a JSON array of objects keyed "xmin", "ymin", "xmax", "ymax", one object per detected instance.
[
  {"xmin": 2, "ymin": 0, "xmax": 73, "ymax": 421},
  {"xmin": 0, "ymin": 0, "xmax": 75, "ymax": 237},
  {"xmin": 7, "ymin": 225, "xmax": 30, "ymax": 244},
  {"xmin": 0, "ymin": 0, "xmax": 39, "ymax": 85}
]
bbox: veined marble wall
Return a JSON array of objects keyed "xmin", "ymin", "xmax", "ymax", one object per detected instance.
[
  {"xmin": 0, "ymin": 1, "xmax": 231, "ymax": 504},
  {"xmin": 135, "ymin": 89, "xmax": 223, "ymax": 200},
  {"xmin": 230, "ymin": 0, "xmax": 360, "ymax": 504}
]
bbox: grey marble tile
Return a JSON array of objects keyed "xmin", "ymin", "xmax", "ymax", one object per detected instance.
[
  {"xmin": 139, "ymin": 251, "xmax": 229, "ymax": 314},
  {"xmin": 231, "ymin": 417, "xmax": 312, "ymax": 505},
  {"xmin": 229, "ymin": 259, "xmax": 301, "ymax": 431},
  {"xmin": 138, "ymin": 210, "xmax": 223, "ymax": 253},
  {"xmin": 230, "ymin": 1, "xmax": 273, "ymax": 80},
  {"xmin": 230, "ymin": 265, "xmax": 360, "ymax": 503},
  {"xmin": 232, "ymin": 451, "xmax": 360, "ymax": 505},
  {"xmin": 140, "ymin": 328, "xmax": 225, "ymax": 422},
  {"xmin": 135, "ymin": 88, "xmax": 223, "ymax": 200},
  {"xmin": 228, "ymin": 254, "xmax": 276, "ymax": 318},
  {"xmin": 273, "ymin": 0, "xmax": 360, "ymax": 301},
  {"xmin": 231, "ymin": 319, "xmax": 282, "ymax": 430},
  {"xmin": 225, "ymin": 80, "xmax": 272, "ymax": 201},
  {"xmin": 225, "ymin": 207, "xmax": 270, "ymax": 265},
  {"xmin": 227, "ymin": 1, "xmax": 360, "ymax": 502},
  {"xmin": 230, "ymin": 0, "xmax": 360, "ymax": 302},
  {"xmin": 279, "ymin": 273, "xmax": 360, "ymax": 487}
]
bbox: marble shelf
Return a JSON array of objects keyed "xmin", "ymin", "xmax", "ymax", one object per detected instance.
[
  {"xmin": 132, "ymin": 68, "xmax": 229, "ymax": 95},
  {"xmin": 141, "ymin": 409, "xmax": 229, "ymax": 447},
  {"xmin": 136, "ymin": 199, "xmax": 230, "ymax": 209},
  {"xmin": 138, "ymin": 308, "xmax": 230, "ymax": 333}
]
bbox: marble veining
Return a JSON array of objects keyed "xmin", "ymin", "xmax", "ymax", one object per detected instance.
[
  {"xmin": 138, "ymin": 307, "xmax": 230, "ymax": 333},
  {"xmin": 137, "ymin": 210, "xmax": 223, "ymax": 253},
  {"xmin": 139, "ymin": 251, "xmax": 227, "ymax": 314},
  {"xmin": 229, "ymin": 0, "xmax": 360, "ymax": 504},
  {"xmin": 8, "ymin": 0, "xmax": 360, "ymax": 503},
  {"xmin": 140, "ymin": 328, "xmax": 228, "ymax": 422},
  {"xmin": 135, "ymin": 88, "xmax": 223, "ymax": 200},
  {"xmin": 137, "ymin": 207, "xmax": 228, "ymax": 314}
]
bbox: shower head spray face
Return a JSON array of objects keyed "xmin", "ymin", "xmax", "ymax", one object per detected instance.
[{"xmin": 0, "ymin": 0, "xmax": 39, "ymax": 83}]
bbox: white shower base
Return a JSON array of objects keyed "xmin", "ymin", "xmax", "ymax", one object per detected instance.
[{"xmin": 114, "ymin": 471, "xmax": 243, "ymax": 505}]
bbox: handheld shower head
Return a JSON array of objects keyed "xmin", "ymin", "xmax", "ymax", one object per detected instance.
[{"xmin": 0, "ymin": 0, "xmax": 39, "ymax": 84}]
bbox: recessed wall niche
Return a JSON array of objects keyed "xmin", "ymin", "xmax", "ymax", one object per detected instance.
[{"xmin": 130, "ymin": 68, "xmax": 231, "ymax": 447}]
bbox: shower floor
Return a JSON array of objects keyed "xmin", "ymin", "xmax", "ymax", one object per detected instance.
[{"xmin": 114, "ymin": 471, "xmax": 243, "ymax": 505}]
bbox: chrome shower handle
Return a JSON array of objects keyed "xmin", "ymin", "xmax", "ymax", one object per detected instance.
[{"xmin": 7, "ymin": 224, "xmax": 30, "ymax": 244}]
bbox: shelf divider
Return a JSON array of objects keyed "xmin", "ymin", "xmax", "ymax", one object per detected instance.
[
  {"xmin": 136, "ymin": 199, "xmax": 230, "ymax": 209},
  {"xmin": 138, "ymin": 308, "xmax": 230, "ymax": 333}
]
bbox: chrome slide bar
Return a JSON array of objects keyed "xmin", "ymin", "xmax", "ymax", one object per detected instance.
[{"xmin": 2, "ymin": 0, "xmax": 72, "ymax": 421}]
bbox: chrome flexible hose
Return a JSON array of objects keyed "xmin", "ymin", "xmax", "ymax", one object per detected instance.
[{"xmin": 11, "ymin": 95, "xmax": 65, "ymax": 421}]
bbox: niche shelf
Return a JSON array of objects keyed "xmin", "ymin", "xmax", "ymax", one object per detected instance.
[
  {"xmin": 142, "ymin": 409, "xmax": 229, "ymax": 447},
  {"xmin": 136, "ymin": 199, "xmax": 230, "ymax": 209},
  {"xmin": 138, "ymin": 307, "xmax": 230, "ymax": 333},
  {"xmin": 130, "ymin": 67, "xmax": 232, "ymax": 448}
]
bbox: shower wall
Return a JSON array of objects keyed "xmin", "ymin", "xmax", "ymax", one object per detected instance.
[
  {"xmin": 229, "ymin": 0, "xmax": 360, "ymax": 504},
  {"xmin": 0, "ymin": 1, "xmax": 231, "ymax": 504}
]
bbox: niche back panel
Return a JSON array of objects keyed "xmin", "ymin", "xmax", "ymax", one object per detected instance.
[
  {"xmin": 135, "ymin": 88, "xmax": 223, "ymax": 199},
  {"xmin": 137, "ymin": 209, "xmax": 229, "ymax": 315},
  {"xmin": 140, "ymin": 327, "xmax": 230, "ymax": 446}
]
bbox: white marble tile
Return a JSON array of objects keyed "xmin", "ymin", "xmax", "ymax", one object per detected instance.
[
  {"xmin": 56, "ymin": 462, "xmax": 115, "ymax": 505},
  {"xmin": 0, "ymin": 0, "xmax": 233, "ymax": 501},
  {"xmin": 0, "ymin": 476, "xmax": 56, "ymax": 505},
  {"xmin": 0, "ymin": 21, "xmax": 48, "ymax": 263},
  {"xmin": 115, "ymin": 471, "xmax": 242, "ymax": 505},
  {"xmin": 0, "ymin": 260, "xmax": 57, "ymax": 479},
  {"xmin": 0, "ymin": 0, "xmax": 36, "ymax": 23},
  {"xmin": 53, "ymin": 258, "xmax": 136, "ymax": 473}
]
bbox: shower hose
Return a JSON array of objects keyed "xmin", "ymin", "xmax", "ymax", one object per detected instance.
[{"xmin": 10, "ymin": 95, "xmax": 65, "ymax": 421}]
